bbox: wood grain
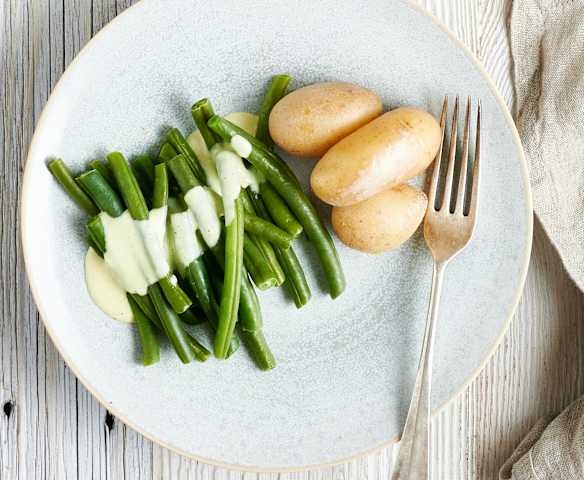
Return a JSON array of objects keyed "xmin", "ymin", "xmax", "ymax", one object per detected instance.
[{"xmin": 2, "ymin": 0, "xmax": 584, "ymax": 479}]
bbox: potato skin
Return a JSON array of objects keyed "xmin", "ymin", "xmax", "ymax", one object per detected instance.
[
  {"xmin": 331, "ymin": 185, "xmax": 427, "ymax": 253},
  {"xmin": 311, "ymin": 107, "xmax": 441, "ymax": 206},
  {"xmin": 268, "ymin": 82, "xmax": 382, "ymax": 158}
]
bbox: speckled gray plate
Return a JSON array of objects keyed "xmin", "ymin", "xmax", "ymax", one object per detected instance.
[{"xmin": 22, "ymin": 0, "xmax": 532, "ymax": 471}]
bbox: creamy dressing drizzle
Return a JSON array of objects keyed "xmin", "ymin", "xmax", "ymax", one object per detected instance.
[
  {"xmin": 101, "ymin": 207, "xmax": 169, "ymax": 295},
  {"xmin": 85, "ymin": 247, "xmax": 133, "ymax": 323},
  {"xmin": 183, "ymin": 186, "xmax": 222, "ymax": 247},
  {"xmin": 169, "ymin": 210, "xmax": 204, "ymax": 272}
]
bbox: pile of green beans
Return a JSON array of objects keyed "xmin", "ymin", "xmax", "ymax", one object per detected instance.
[{"xmin": 47, "ymin": 73, "xmax": 345, "ymax": 371}]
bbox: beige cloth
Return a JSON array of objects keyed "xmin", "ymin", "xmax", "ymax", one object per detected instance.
[{"xmin": 502, "ymin": 1, "xmax": 584, "ymax": 478}]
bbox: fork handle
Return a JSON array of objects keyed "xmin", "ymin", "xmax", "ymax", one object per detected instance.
[{"xmin": 391, "ymin": 261, "xmax": 447, "ymax": 480}]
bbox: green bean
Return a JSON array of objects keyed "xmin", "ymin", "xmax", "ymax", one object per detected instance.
[
  {"xmin": 130, "ymin": 293, "xmax": 158, "ymax": 324},
  {"xmin": 249, "ymin": 191, "xmax": 310, "ymax": 306},
  {"xmin": 148, "ymin": 283, "xmax": 195, "ymax": 364},
  {"xmin": 206, "ymin": 254, "xmax": 272, "ymax": 368},
  {"xmin": 240, "ymin": 329, "xmax": 276, "ymax": 371},
  {"xmin": 158, "ymin": 275, "xmax": 191, "ymax": 314},
  {"xmin": 214, "ymin": 198, "xmax": 244, "ymax": 358},
  {"xmin": 210, "ymin": 236, "xmax": 262, "ymax": 332},
  {"xmin": 185, "ymin": 258, "xmax": 218, "ymax": 323},
  {"xmin": 166, "ymin": 128, "xmax": 207, "ymax": 184},
  {"xmin": 76, "ymin": 169, "xmax": 125, "ymax": 217},
  {"xmin": 256, "ymin": 74, "xmax": 292, "ymax": 147},
  {"xmin": 276, "ymin": 247, "xmax": 311, "ymax": 308},
  {"xmin": 259, "ymin": 182, "xmax": 303, "ymax": 237},
  {"xmin": 107, "ymin": 152, "xmax": 149, "ymax": 220},
  {"xmin": 180, "ymin": 307, "xmax": 206, "ymax": 326},
  {"xmin": 131, "ymin": 155, "xmax": 155, "ymax": 203},
  {"xmin": 152, "ymin": 163, "xmax": 169, "ymax": 209},
  {"xmin": 191, "ymin": 98, "xmax": 220, "ymax": 150},
  {"xmin": 88, "ymin": 159, "xmax": 116, "ymax": 188},
  {"xmin": 128, "ymin": 295, "xmax": 160, "ymax": 366},
  {"xmin": 244, "ymin": 214, "xmax": 293, "ymax": 249},
  {"xmin": 184, "ymin": 260, "xmax": 240, "ymax": 357},
  {"xmin": 243, "ymin": 190, "xmax": 286, "ymax": 285},
  {"xmin": 154, "ymin": 166, "xmax": 192, "ymax": 314},
  {"xmin": 86, "ymin": 216, "xmax": 106, "ymax": 253},
  {"xmin": 208, "ymin": 116, "xmax": 346, "ymax": 298},
  {"xmin": 156, "ymin": 144, "xmax": 183, "ymax": 196},
  {"xmin": 159, "ymin": 142, "xmax": 178, "ymax": 162},
  {"xmin": 166, "ymin": 154, "xmax": 201, "ymax": 192},
  {"xmin": 48, "ymin": 159, "xmax": 99, "ymax": 216},
  {"xmin": 243, "ymin": 235, "xmax": 278, "ymax": 290}
]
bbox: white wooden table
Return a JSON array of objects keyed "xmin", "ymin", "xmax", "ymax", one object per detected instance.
[{"xmin": 2, "ymin": 1, "xmax": 584, "ymax": 478}]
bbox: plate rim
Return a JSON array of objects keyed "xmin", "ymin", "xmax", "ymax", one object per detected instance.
[{"xmin": 20, "ymin": 0, "xmax": 533, "ymax": 472}]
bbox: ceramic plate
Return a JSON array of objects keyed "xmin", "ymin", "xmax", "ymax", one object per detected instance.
[{"xmin": 22, "ymin": 0, "xmax": 532, "ymax": 470}]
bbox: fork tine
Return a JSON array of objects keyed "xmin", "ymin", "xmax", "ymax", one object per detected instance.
[
  {"xmin": 455, "ymin": 97, "xmax": 471, "ymax": 214},
  {"xmin": 469, "ymin": 101, "xmax": 481, "ymax": 219},
  {"xmin": 427, "ymin": 96, "xmax": 448, "ymax": 211},
  {"xmin": 441, "ymin": 96, "xmax": 459, "ymax": 211}
]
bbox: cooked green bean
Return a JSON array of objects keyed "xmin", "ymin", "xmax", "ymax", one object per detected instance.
[
  {"xmin": 208, "ymin": 116, "xmax": 346, "ymax": 298},
  {"xmin": 244, "ymin": 214, "xmax": 294, "ymax": 250},
  {"xmin": 166, "ymin": 154, "xmax": 201, "ymax": 191},
  {"xmin": 243, "ymin": 190, "xmax": 286, "ymax": 286},
  {"xmin": 107, "ymin": 152, "xmax": 149, "ymax": 220},
  {"xmin": 191, "ymin": 98, "xmax": 220, "ymax": 150},
  {"xmin": 48, "ymin": 159, "xmax": 99, "ymax": 216},
  {"xmin": 256, "ymin": 74, "xmax": 292, "ymax": 148},
  {"xmin": 128, "ymin": 295, "xmax": 160, "ymax": 366},
  {"xmin": 210, "ymin": 235, "xmax": 262, "ymax": 332},
  {"xmin": 131, "ymin": 155, "xmax": 155, "ymax": 202},
  {"xmin": 159, "ymin": 142, "xmax": 178, "ymax": 163},
  {"xmin": 214, "ymin": 198, "xmax": 244, "ymax": 358},
  {"xmin": 148, "ymin": 283, "xmax": 196, "ymax": 364},
  {"xmin": 76, "ymin": 169, "xmax": 124, "ymax": 217},
  {"xmin": 240, "ymin": 329, "xmax": 276, "ymax": 371},
  {"xmin": 243, "ymin": 235, "xmax": 278, "ymax": 290},
  {"xmin": 180, "ymin": 307, "xmax": 206, "ymax": 326},
  {"xmin": 259, "ymin": 182, "xmax": 303, "ymax": 237},
  {"xmin": 276, "ymin": 247, "xmax": 311, "ymax": 308},
  {"xmin": 166, "ymin": 128, "xmax": 207, "ymax": 184},
  {"xmin": 249, "ymin": 190, "xmax": 310, "ymax": 306},
  {"xmin": 88, "ymin": 159, "xmax": 116, "ymax": 188},
  {"xmin": 152, "ymin": 163, "xmax": 169, "ymax": 209},
  {"xmin": 185, "ymin": 258, "xmax": 218, "ymax": 322}
]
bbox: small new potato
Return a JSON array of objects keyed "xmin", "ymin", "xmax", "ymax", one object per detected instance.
[
  {"xmin": 311, "ymin": 107, "xmax": 442, "ymax": 206},
  {"xmin": 269, "ymin": 82, "xmax": 382, "ymax": 158},
  {"xmin": 331, "ymin": 185, "xmax": 427, "ymax": 253}
]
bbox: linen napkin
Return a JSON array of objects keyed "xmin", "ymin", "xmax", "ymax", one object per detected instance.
[{"xmin": 501, "ymin": 0, "xmax": 584, "ymax": 478}]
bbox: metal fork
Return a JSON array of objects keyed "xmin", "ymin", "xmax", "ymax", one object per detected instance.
[{"xmin": 391, "ymin": 96, "xmax": 481, "ymax": 480}]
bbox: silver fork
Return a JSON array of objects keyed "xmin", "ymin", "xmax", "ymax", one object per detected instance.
[{"xmin": 391, "ymin": 96, "xmax": 481, "ymax": 480}]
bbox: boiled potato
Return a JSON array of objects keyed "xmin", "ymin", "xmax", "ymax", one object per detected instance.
[
  {"xmin": 269, "ymin": 82, "xmax": 382, "ymax": 158},
  {"xmin": 331, "ymin": 185, "xmax": 427, "ymax": 253},
  {"xmin": 311, "ymin": 107, "xmax": 441, "ymax": 206}
]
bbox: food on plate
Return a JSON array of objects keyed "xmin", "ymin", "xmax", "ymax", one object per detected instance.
[
  {"xmin": 331, "ymin": 185, "xmax": 428, "ymax": 253},
  {"xmin": 310, "ymin": 107, "xmax": 442, "ymax": 206},
  {"xmin": 268, "ymin": 81, "xmax": 383, "ymax": 158},
  {"xmin": 48, "ymin": 74, "xmax": 345, "ymax": 370}
]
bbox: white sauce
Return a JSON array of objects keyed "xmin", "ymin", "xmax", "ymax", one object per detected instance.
[
  {"xmin": 184, "ymin": 186, "xmax": 222, "ymax": 247},
  {"xmin": 186, "ymin": 112, "xmax": 258, "ymax": 195},
  {"xmin": 85, "ymin": 247, "xmax": 133, "ymax": 323},
  {"xmin": 186, "ymin": 130, "xmax": 223, "ymax": 194},
  {"xmin": 101, "ymin": 207, "xmax": 170, "ymax": 295},
  {"xmin": 230, "ymin": 135, "xmax": 253, "ymax": 159},
  {"xmin": 212, "ymin": 145, "xmax": 260, "ymax": 224},
  {"xmin": 169, "ymin": 210, "xmax": 204, "ymax": 272}
]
